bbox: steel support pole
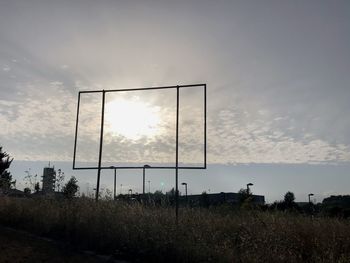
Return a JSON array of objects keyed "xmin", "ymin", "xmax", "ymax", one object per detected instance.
[
  {"xmin": 73, "ymin": 92, "xmax": 81, "ymax": 169},
  {"xmin": 96, "ymin": 90, "xmax": 105, "ymax": 201},
  {"xmin": 204, "ymin": 84, "xmax": 207, "ymax": 168},
  {"xmin": 114, "ymin": 168, "xmax": 117, "ymax": 200},
  {"xmin": 143, "ymin": 167, "xmax": 145, "ymax": 195},
  {"xmin": 175, "ymin": 86, "xmax": 179, "ymax": 222}
]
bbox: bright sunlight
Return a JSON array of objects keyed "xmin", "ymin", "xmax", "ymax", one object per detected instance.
[{"xmin": 105, "ymin": 97, "xmax": 161, "ymax": 140}]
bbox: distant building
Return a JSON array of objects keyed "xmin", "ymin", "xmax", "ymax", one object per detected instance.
[
  {"xmin": 180, "ymin": 192, "xmax": 265, "ymax": 206},
  {"xmin": 323, "ymin": 195, "xmax": 350, "ymax": 208},
  {"xmin": 42, "ymin": 167, "xmax": 56, "ymax": 193}
]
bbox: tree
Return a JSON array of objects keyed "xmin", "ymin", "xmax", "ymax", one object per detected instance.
[
  {"xmin": 34, "ymin": 182, "xmax": 40, "ymax": 193},
  {"xmin": 166, "ymin": 188, "xmax": 175, "ymax": 196},
  {"xmin": 24, "ymin": 187, "xmax": 31, "ymax": 196},
  {"xmin": 238, "ymin": 188, "xmax": 250, "ymax": 203},
  {"xmin": 200, "ymin": 191, "xmax": 210, "ymax": 207},
  {"xmin": 24, "ymin": 170, "xmax": 37, "ymax": 192},
  {"xmin": 166, "ymin": 188, "xmax": 176, "ymax": 205},
  {"xmin": 153, "ymin": 190, "xmax": 164, "ymax": 196},
  {"xmin": 55, "ymin": 169, "xmax": 65, "ymax": 192},
  {"xmin": 238, "ymin": 188, "xmax": 254, "ymax": 209},
  {"xmin": 269, "ymin": 191, "xmax": 299, "ymax": 211},
  {"xmin": 62, "ymin": 176, "xmax": 79, "ymax": 199},
  {"xmin": 284, "ymin": 191, "xmax": 295, "ymax": 206},
  {"xmin": 281, "ymin": 191, "xmax": 299, "ymax": 211},
  {"xmin": 0, "ymin": 147, "xmax": 15, "ymax": 193}
]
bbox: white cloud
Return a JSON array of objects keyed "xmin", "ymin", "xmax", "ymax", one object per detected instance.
[
  {"xmin": 208, "ymin": 107, "xmax": 350, "ymax": 164},
  {"xmin": 3, "ymin": 65, "xmax": 10, "ymax": 71}
]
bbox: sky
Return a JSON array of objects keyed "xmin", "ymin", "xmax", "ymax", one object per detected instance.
[{"xmin": 1, "ymin": 0, "xmax": 350, "ymax": 202}]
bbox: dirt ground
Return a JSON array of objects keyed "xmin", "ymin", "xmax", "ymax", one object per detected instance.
[{"xmin": 0, "ymin": 226, "xmax": 119, "ymax": 263}]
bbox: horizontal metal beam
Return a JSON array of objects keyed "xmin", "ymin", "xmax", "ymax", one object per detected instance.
[
  {"xmin": 73, "ymin": 166, "xmax": 206, "ymax": 170},
  {"xmin": 78, "ymin": 83, "xmax": 205, "ymax": 94}
]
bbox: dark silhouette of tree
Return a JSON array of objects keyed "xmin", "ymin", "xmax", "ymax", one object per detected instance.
[
  {"xmin": 153, "ymin": 190, "xmax": 164, "ymax": 196},
  {"xmin": 238, "ymin": 188, "xmax": 255, "ymax": 209},
  {"xmin": 284, "ymin": 191, "xmax": 295, "ymax": 206},
  {"xmin": 34, "ymin": 182, "xmax": 40, "ymax": 193},
  {"xmin": 200, "ymin": 191, "xmax": 210, "ymax": 207},
  {"xmin": 238, "ymin": 188, "xmax": 250, "ymax": 203},
  {"xmin": 0, "ymin": 147, "xmax": 15, "ymax": 193},
  {"xmin": 166, "ymin": 188, "xmax": 175, "ymax": 196},
  {"xmin": 166, "ymin": 188, "xmax": 176, "ymax": 205},
  {"xmin": 270, "ymin": 191, "xmax": 300, "ymax": 212},
  {"xmin": 63, "ymin": 176, "xmax": 79, "ymax": 199},
  {"xmin": 24, "ymin": 187, "xmax": 31, "ymax": 196},
  {"xmin": 148, "ymin": 190, "xmax": 164, "ymax": 206}
]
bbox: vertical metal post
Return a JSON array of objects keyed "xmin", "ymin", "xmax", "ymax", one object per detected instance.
[
  {"xmin": 73, "ymin": 92, "xmax": 81, "ymax": 169},
  {"xmin": 175, "ymin": 86, "xmax": 179, "ymax": 222},
  {"xmin": 114, "ymin": 168, "xmax": 117, "ymax": 200},
  {"xmin": 143, "ymin": 167, "xmax": 145, "ymax": 195},
  {"xmin": 96, "ymin": 90, "xmax": 105, "ymax": 201},
  {"xmin": 204, "ymin": 84, "xmax": 207, "ymax": 169}
]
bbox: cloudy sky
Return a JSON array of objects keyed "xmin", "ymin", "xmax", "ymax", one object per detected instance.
[{"xmin": 1, "ymin": 0, "xmax": 350, "ymax": 202}]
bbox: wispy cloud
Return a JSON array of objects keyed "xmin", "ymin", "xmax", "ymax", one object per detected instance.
[{"xmin": 208, "ymin": 107, "xmax": 350, "ymax": 164}]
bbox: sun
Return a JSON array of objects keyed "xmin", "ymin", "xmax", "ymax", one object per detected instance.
[{"xmin": 105, "ymin": 97, "xmax": 161, "ymax": 140}]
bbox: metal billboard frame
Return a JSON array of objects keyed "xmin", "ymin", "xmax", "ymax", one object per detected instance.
[{"xmin": 72, "ymin": 84, "xmax": 207, "ymax": 219}]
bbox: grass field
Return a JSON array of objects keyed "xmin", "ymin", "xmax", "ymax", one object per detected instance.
[
  {"xmin": 0, "ymin": 225, "xmax": 115, "ymax": 263},
  {"xmin": 0, "ymin": 197, "xmax": 350, "ymax": 262}
]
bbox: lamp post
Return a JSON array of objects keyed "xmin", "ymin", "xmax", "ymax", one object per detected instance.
[
  {"xmin": 110, "ymin": 166, "xmax": 117, "ymax": 200},
  {"xmin": 143, "ymin": 165, "xmax": 151, "ymax": 195},
  {"xmin": 147, "ymin": 180, "xmax": 151, "ymax": 193},
  {"xmin": 246, "ymin": 183, "xmax": 253, "ymax": 195},
  {"xmin": 308, "ymin": 193, "xmax": 314, "ymax": 204},
  {"xmin": 181, "ymin": 182, "xmax": 188, "ymax": 201}
]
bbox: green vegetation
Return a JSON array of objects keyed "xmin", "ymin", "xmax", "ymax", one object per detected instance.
[
  {"xmin": 62, "ymin": 176, "xmax": 79, "ymax": 199},
  {"xmin": 0, "ymin": 147, "xmax": 15, "ymax": 193},
  {"xmin": 0, "ymin": 197, "xmax": 350, "ymax": 262}
]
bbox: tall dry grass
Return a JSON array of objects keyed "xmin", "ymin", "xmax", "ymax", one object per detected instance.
[{"xmin": 0, "ymin": 197, "xmax": 349, "ymax": 262}]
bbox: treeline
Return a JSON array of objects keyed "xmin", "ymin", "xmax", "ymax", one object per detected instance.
[{"xmin": 0, "ymin": 147, "xmax": 79, "ymax": 199}]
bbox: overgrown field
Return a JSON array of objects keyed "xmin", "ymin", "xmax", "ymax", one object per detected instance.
[{"xmin": 0, "ymin": 197, "xmax": 350, "ymax": 263}]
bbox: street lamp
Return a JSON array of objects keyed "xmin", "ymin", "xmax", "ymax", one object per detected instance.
[
  {"xmin": 110, "ymin": 166, "xmax": 117, "ymax": 200},
  {"xmin": 246, "ymin": 183, "xmax": 253, "ymax": 195},
  {"xmin": 181, "ymin": 182, "xmax": 188, "ymax": 200},
  {"xmin": 143, "ymin": 165, "xmax": 151, "ymax": 195},
  {"xmin": 308, "ymin": 193, "xmax": 314, "ymax": 204}
]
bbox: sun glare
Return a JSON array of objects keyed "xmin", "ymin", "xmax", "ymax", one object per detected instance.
[{"xmin": 105, "ymin": 97, "xmax": 161, "ymax": 140}]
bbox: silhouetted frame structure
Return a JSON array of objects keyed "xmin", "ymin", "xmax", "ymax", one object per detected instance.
[{"xmin": 72, "ymin": 84, "xmax": 207, "ymax": 219}]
